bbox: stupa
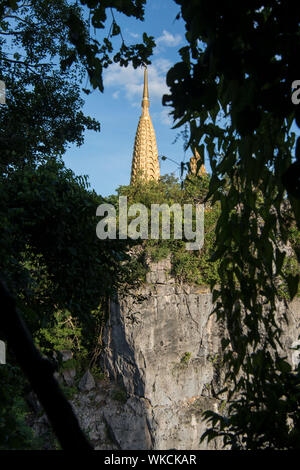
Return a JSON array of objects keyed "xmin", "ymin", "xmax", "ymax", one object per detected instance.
[{"xmin": 130, "ymin": 65, "xmax": 160, "ymax": 184}]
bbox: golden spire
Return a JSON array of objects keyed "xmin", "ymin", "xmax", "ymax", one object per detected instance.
[
  {"xmin": 143, "ymin": 64, "xmax": 149, "ymax": 101},
  {"xmin": 130, "ymin": 65, "xmax": 160, "ymax": 184}
]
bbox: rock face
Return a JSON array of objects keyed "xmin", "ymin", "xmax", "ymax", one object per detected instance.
[
  {"xmin": 78, "ymin": 370, "xmax": 96, "ymax": 392},
  {"xmin": 101, "ymin": 259, "xmax": 220, "ymax": 450},
  {"xmin": 101, "ymin": 258, "xmax": 300, "ymax": 450},
  {"xmin": 29, "ymin": 258, "xmax": 300, "ymax": 450}
]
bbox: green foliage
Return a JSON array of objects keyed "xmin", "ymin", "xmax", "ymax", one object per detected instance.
[
  {"xmin": 166, "ymin": 0, "xmax": 300, "ymax": 449},
  {"xmin": 116, "ymin": 175, "xmax": 299, "ymax": 294},
  {"xmin": 117, "ymin": 173, "xmax": 221, "ymax": 286},
  {"xmin": 36, "ymin": 310, "xmax": 83, "ymax": 356},
  {"xmin": 90, "ymin": 365, "xmax": 106, "ymax": 382},
  {"xmin": 0, "ymin": 0, "xmax": 155, "ymax": 99},
  {"xmin": 111, "ymin": 387, "xmax": 127, "ymax": 404},
  {"xmin": 60, "ymin": 384, "xmax": 78, "ymax": 401},
  {"xmin": 279, "ymin": 257, "xmax": 300, "ymax": 300},
  {"xmin": 0, "ymin": 156, "xmax": 148, "ymax": 451},
  {"xmin": 180, "ymin": 352, "xmax": 191, "ymax": 364},
  {"xmin": 146, "ymin": 242, "xmax": 171, "ymax": 262},
  {"xmin": 0, "ymin": 3, "xmax": 102, "ymax": 171},
  {"xmin": 0, "ymin": 362, "xmax": 42, "ymax": 450}
]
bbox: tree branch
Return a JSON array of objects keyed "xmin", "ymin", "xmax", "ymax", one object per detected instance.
[
  {"xmin": 0, "ymin": 55, "xmax": 52, "ymax": 67},
  {"xmin": 0, "ymin": 31, "xmax": 23, "ymax": 35},
  {"xmin": 2, "ymin": 14, "xmax": 33, "ymax": 26},
  {"xmin": 0, "ymin": 280, "xmax": 93, "ymax": 451}
]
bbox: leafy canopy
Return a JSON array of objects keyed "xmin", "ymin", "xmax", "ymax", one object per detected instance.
[{"xmin": 163, "ymin": 0, "xmax": 300, "ymax": 449}]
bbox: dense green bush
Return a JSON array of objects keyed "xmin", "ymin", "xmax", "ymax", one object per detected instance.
[
  {"xmin": 0, "ymin": 160, "xmax": 145, "ymax": 449},
  {"xmin": 0, "ymin": 361, "xmax": 43, "ymax": 450},
  {"xmin": 114, "ymin": 174, "xmax": 300, "ymax": 292},
  {"xmin": 116, "ymin": 173, "xmax": 221, "ymax": 286}
]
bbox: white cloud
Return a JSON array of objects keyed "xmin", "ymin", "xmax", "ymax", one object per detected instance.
[
  {"xmin": 104, "ymin": 60, "xmax": 171, "ymax": 103},
  {"xmin": 129, "ymin": 32, "xmax": 140, "ymax": 39},
  {"xmin": 160, "ymin": 108, "xmax": 173, "ymax": 126},
  {"xmin": 156, "ymin": 30, "xmax": 182, "ymax": 48},
  {"xmin": 153, "ymin": 58, "xmax": 172, "ymax": 74}
]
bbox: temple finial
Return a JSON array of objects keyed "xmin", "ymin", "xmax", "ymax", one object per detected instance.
[
  {"xmin": 130, "ymin": 64, "xmax": 160, "ymax": 184},
  {"xmin": 142, "ymin": 64, "xmax": 149, "ymax": 114},
  {"xmin": 143, "ymin": 64, "xmax": 149, "ymax": 100}
]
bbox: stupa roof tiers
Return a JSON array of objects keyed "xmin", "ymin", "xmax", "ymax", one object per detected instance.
[{"xmin": 130, "ymin": 65, "xmax": 160, "ymax": 184}]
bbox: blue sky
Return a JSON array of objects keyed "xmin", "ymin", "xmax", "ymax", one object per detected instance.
[{"xmin": 63, "ymin": 0, "xmax": 190, "ymax": 197}]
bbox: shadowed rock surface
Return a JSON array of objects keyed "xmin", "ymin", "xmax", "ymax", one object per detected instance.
[
  {"xmin": 30, "ymin": 258, "xmax": 300, "ymax": 450},
  {"xmin": 101, "ymin": 258, "xmax": 300, "ymax": 449}
]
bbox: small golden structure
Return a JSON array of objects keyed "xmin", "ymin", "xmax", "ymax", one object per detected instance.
[
  {"xmin": 189, "ymin": 148, "xmax": 206, "ymax": 176},
  {"xmin": 130, "ymin": 65, "xmax": 160, "ymax": 184}
]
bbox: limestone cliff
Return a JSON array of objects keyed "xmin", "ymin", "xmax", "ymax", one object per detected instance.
[
  {"xmin": 30, "ymin": 258, "xmax": 300, "ymax": 450},
  {"xmin": 100, "ymin": 258, "xmax": 300, "ymax": 450}
]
